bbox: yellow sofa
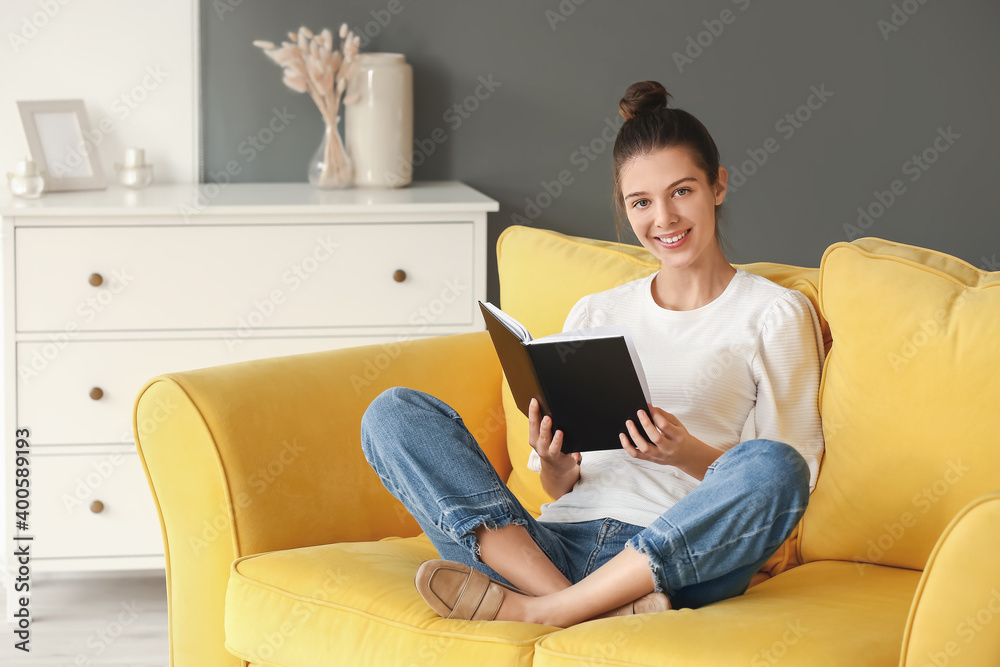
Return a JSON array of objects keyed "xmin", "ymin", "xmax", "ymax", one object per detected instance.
[{"xmin": 132, "ymin": 225, "xmax": 1000, "ymax": 666}]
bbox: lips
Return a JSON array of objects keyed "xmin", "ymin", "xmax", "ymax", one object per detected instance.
[{"xmin": 654, "ymin": 229, "xmax": 691, "ymax": 248}]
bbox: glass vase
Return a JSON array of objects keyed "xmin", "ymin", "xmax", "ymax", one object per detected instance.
[{"xmin": 308, "ymin": 118, "xmax": 354, "ymax": 189}]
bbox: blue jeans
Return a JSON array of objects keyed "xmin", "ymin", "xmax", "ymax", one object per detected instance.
[{"xmin": 360, "ymin": 386, "xmax": 810, "ymax": 610}]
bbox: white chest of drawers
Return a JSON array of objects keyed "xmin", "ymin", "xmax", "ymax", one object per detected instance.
[{"xmin": 0, "ymin": 181, "xmax": 497, "ymax": 590}]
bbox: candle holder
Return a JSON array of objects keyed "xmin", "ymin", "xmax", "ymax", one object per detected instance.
[
  {"xmin": 6, "ymin": 158, "xmax": 46, "ymax": 199},
  {"xmin": 114, "ymin": 148, "xmax": 154, "ymax": 189}
]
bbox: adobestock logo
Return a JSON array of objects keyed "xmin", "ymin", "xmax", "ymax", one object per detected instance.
[
  {"xmin": 920, "ymin": 588, "xmax": 1000, "ymax": 667},
  {"xmin": 351, "ymin": 0, "xmax": 416, "ymax": 47},
  {"xmin": 750, "ymin": 620, "xmax": 809, "ymax": 666},
  {"xmin": 510, "ymin": 115, "xmax": 624, "ymax": 225},
  {"xmin": 224, "ymin": 234, "xmax": 339, "ymax": 352},
  {"xmin": 853, "ymin": 459, "xmax": 969, "ymax": 574},
  {"xmin": 18, "ymin": 266, "xmax": 135, "ymax": 387},
  {"xmin": 349, "ymin": 277, "xmax": 470, "ymax": 395},
  {"xmin": 60, "ymin": 455, "xmax": 127, "ymax": 513},
  {"xmin": 725, "ymin": 84, "xmax": 834, "ymax": 195},
  {"xmin": 544, "ymin": 0, "xmax": 588, "ymax": 31},
  {"xmin": 43, "ymin": 66, "xmax": 168, "ymax": 181},
  {"xmin": 7, "ymin": 0, "xmax": 74, "ymax": 54},
  {"xmin": 843, "ymin": 126, "xmax": 960, "ymax": 242},
  {"xmin": 382, "ymin": 75, "xmax": 501, "ymax": 187},
  {"xmin": 877, "ymin": 0, "xmax": 933, "ymax": 41},
  {"xmin": 180, "ymin": 107, "xmax": 298, "ymax": 221},
  {"xmin": 672, "ymin": 0, "xmax": 753, "ymax": 73}
]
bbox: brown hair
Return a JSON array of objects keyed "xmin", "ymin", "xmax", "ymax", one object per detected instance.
[{"xmin": 612, "ymin": 81, "xmax": 727, "ymax": 256}]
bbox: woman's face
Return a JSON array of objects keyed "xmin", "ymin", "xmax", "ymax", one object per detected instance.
[{"xmin": 620, "ymin": 145, "xmax": 728, "ymax": 270}]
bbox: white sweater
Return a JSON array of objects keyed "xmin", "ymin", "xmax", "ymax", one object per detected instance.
[{"xmin": 528, "ymin": 268, "xmax": 825, "ymax": 527}]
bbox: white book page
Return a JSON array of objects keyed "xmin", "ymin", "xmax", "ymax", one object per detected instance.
[
  {"xmin": 480, "ymin": 301, "xmax": 532, "ymax": 342},
  {"xmin": 531, "ymin": 324, "xmax": 630, "ymax": 344}
]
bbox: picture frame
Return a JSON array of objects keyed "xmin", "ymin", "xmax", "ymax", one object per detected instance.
[{"xmin": 16, "ymin": 99, "xmax": 106, "ymax": 192}]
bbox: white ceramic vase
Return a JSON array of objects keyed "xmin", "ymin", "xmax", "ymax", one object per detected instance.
[{"xmin": 346, "ymin": 53, "xmax": 413, "ymax": 188}]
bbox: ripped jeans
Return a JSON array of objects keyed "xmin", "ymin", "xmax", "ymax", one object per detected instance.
[{"xmin": 360, "ymin": 386, "xmax": 810, "ymax": 610}]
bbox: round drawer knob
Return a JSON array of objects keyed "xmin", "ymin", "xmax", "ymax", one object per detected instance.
[
  {"xmin": 90, "ymin": 500, "xmax": 104, "ymax": 514},
  {"xmin": 89, "ymin": 273, "xmax": 103, "ymax": 286},
  {"xmin": 89, "ymin": 387, "xmax": 104, "ymax": 400},
  {"xmin": 393, "ymin": 269, "xmax": 407, "ymax": 283}
]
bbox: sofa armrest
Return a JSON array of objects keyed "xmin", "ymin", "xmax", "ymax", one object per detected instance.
[
  {"xmin": 132, "ymin": 331, "xmax": 505, "ymax": 667},
  {"xmin": 899, "ymin": 490, "xmax": 1000, "ymax": 667}
]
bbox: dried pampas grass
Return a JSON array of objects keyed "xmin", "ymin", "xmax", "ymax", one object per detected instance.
[{"xmin": 253, "ymin": 22, "xmax": 361, "ymax": 129}]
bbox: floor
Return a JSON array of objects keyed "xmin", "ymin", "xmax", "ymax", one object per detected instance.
[{"xmin": 0, "ymin": 570, "xmax": 169, "ymax": 666}]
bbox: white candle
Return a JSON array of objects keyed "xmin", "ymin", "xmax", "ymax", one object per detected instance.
[
  {"xmin": 124, "ymin": 148, "xmax": 145, "ymax": 168},
  {"xmin": 15, "ymin": 159, "xmax": 37, "ymax": 177}
]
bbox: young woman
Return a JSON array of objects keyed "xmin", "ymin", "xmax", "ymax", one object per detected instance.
[{"xmin": 360, "ymin": 80, "xmax": 825, "ymax": 628}]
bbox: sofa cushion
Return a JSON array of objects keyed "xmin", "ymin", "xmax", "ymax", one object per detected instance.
[
  {"xmin": 494, "ymin": 225, "xmax": 830, "ymax": 513},
  {"xmin": 532, "ymin": 560, "xmax": 920, "ymax": 666},
  {"xmin": 224, "ymin": 534, "xmax": 558, "ymax": 666},
  {"xmin": 225, "ymin": 535, "xmax": 918, "ymax": 667},
  {"xmin": 801, "ymin": 238, "xmax": 1000, "ymax": 569}
]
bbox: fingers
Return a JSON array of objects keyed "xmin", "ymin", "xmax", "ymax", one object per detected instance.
[
  {"xmin": 621, "ymin": 421, "xmax": 644, "ymax": 458},
  {"xmin": 529, "ymin": 397, "xmax": 564, "ymax": 456},
  {"xmin": 622, "ymin": 409, "xmax": 669, "ymax": 460},
  {"xmin": 538, "ymin": 412, "xmax": 565, "ymax": 456},
  {"xmin": 624, "ymin": 418, "xmax": 652, "ymax": 452},
  {"xmin": 649, "ymin": 406, "xmax": 680, "ymax": 429},
  {"xmin": 545, "ymin": 421, "xmax": 564, "ymax": 456},
  {"xmin": 620, "ymin": 431, "xmax": 639, "ymax": 457},
  {"xmin": 528, "ymin": 397, "xmax": 539, "ymax": 436},
  {"xmin": 635, "ymin": 410, "xmax": 666, "ymax": 444},
  {"xmin": 528, "ymin": 397, "xmax": 547, "ymax": 446}
]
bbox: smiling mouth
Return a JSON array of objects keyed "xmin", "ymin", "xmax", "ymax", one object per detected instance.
[{"xmin": 654, "ymin": 229, "xmax": 691, "ymax": 244}]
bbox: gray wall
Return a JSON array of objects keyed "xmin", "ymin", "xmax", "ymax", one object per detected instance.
[{"xmin": 201, "ymin": 0, "xmax": 1000, "ymax": 305}]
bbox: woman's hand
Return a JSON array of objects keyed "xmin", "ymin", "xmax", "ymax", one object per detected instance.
[
  {"xmin": 529, "ymin": 398, "xmax": 581, "ymax": 473},
  {"xmin": 620, "ymin": 405, "xmax": 722, "ymax": 480},
  {"xmin": 528, "ymin": 397, "xmax": 581, "ymax": 498}
]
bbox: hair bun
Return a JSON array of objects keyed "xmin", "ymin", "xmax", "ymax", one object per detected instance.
[{"xmin": 618, "ymin": 81, "xmax": 672, "ymax": 122}]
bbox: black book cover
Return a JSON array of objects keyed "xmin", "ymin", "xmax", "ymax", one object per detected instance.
[{"xmin": 479, "ymin": 301, "xmax": 651, "ymax": 453}]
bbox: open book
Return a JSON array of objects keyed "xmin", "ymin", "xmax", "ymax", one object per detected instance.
[{"xmin": 479, "ymin": 301, "xmax": 652, "ymax": 453}]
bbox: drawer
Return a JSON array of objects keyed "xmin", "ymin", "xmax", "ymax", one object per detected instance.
[
  {"xmin": 15, "ymin": 222, "xmax": 475, "ymax": 332},
  {"xmin": 30, "ymin": 452, "xmax": 163, "ymax": 559},
  {"xmin": 18, "ymin": 335, "xmax": 430, "ymax": 446}
]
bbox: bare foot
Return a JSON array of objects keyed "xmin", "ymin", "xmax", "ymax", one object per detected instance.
[
  {"xmin": 493, "ymin": 589, "xmax": 558, "ymax": 625},
  {"xmin": 592, "ymin": 592, "xmax": 671, "ymax": 620}
]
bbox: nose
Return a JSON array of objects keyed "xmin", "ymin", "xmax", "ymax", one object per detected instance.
[{"xmin": 653, "ymin": 198, "xmax": 679, "ymax": 227}]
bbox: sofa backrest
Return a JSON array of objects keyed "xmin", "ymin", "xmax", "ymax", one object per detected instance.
[
  {"xmin": 494, "ymin": 225, "xmax": 829, "ymax": 517},
  {"xmin": 798, "ymin": 238, "xmax": 1000, "ymax": 570}
]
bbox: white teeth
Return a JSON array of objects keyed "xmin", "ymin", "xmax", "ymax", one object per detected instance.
[{"xmin": 657, "ymin": 229, "xmax": 689, "ymax": 244}]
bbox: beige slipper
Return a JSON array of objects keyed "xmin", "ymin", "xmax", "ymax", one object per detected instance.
[{"xmin": 414, "ymin": 559, "xmax": 521, "ymax": 621}]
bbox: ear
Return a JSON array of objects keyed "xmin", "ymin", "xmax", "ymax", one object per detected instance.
[{"xmin": 714, "ymin": 165, "xmax": 728, "ymax": 205}]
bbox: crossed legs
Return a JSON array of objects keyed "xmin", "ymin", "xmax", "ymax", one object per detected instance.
[{"xmin": 361, "ymin": 387, "xmax": 809, "ymax": 626}]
